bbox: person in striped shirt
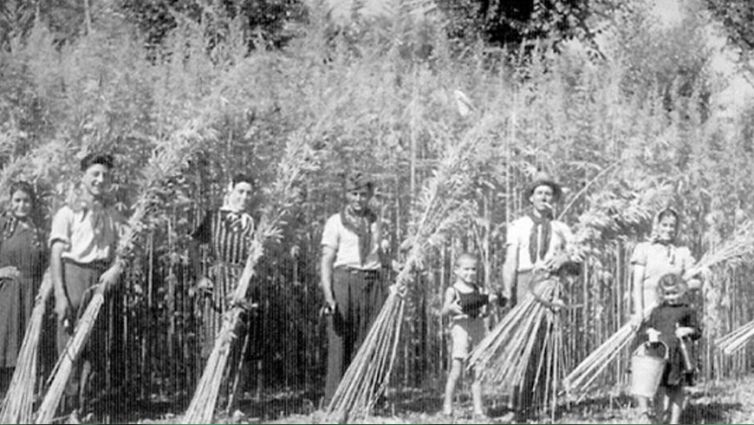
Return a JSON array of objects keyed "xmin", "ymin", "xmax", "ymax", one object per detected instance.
[{"xmin": 190, "ymin": 173, "xmax": 256, "ymax": 412}]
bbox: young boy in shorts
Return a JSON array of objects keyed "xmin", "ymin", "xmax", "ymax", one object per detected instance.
[{"xmin": 441, "ymin": 253, "xmax": 501, "ymax": 418}]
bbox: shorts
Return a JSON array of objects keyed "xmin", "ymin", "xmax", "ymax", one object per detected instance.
[{"xmin": 450, "ymin": 316, "xmax": 486, "ymax": 359}]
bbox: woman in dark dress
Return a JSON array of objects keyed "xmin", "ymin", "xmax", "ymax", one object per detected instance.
[{"xmin": 0, "ymin": 182, "xmax": 47, "ymax": 394}]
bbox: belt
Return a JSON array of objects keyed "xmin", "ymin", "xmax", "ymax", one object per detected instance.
[
  {"xmin": 335, "ymin": 266, "xmax": 380, "ymax": 275},
  {"xmin": 62, "ymin": 258, "xmax": 111, "ymax": 270}
]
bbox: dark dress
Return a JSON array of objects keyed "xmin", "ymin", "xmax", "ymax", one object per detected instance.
[
  {"xmin": 637, "ymin": 301, "xmax": 700, "ymax": 387},
  {"xmin": 0, "ymin": 216, "xmax": 46, "ymax": 368}
]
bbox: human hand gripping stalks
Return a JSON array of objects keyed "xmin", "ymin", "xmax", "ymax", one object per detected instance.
[
  {"xmin": 324, "ymin": 133, "xmax": 482, "ymax": 422},
  {"xmin": 34, "ymin": 124, "xmax": 213, "ymax": 424},
  {"xmin": 182, "ymin": 134, "xmax": 317, "ymax": 424}
]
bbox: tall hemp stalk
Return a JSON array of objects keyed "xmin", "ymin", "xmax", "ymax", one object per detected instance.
[
  {"xmin": 324, "ymin": 112, "xmax": 494, "ymax": 422},
  {"xmin": 182, "ymin": 134, "xmax": 317, "ymax": 423},
  {"xmin": 34, "ymin": 123, "xmax": 213, "ymax": 424}
]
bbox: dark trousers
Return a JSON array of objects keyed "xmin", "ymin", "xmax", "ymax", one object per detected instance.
[
  {"xmin": 57, "ymin": 260, "xmax": 109, "ymax": 411},
  {"xmin": 323, "ymin": 267, "xmax": 384, "ymax": 405}
]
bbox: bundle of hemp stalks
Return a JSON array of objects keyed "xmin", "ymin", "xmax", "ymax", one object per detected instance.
[
  {"xmin": 564, "ymin": 220, "xmax": 754, "ymax": 397},
  {"xmin": 0, "ymin": 270, "xmax": 52, "ymax": 423},
  {"xmin": 35, "ymin": 125, "xmax": 211, "ymax": 424},
  {"xmin": 324, "ymin": 129, "xmax": 487, "ymax": 422},
  {"xmin": 182, "ymin": 135, "xmax": 316, "ymax": 423},
  {"xmin": 716, "ymin": 319, "xmax": 754, "ymax": 355},
  {"xmin": 466, "ymin": 274, "xmax": 566, "ymax": 420}
]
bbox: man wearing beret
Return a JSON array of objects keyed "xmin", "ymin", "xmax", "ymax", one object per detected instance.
[
  {"xmin": 320, "ymin": 172, "xmax": 386, "ymax": 407},
  {"xmin": 49, "ymin": 153, "xmax": 125, "ymax": 421},
  {"xmin": 501, "ymin": 171, "xmax": 575, "ymax": 420}
]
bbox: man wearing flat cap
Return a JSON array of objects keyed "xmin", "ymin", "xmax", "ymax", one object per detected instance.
[
  {"xmin": 320, "ymin": 172, "xmax": 386, "ymax": 406},
  {"xmin": 49, "ymin": 153, "xmax": 125, "ymax": 421},
  {"xmin": 501, "ymin": 171, "xmax": 575, "ymax": 420}
]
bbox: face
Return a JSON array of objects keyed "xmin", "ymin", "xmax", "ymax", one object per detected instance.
[
  {"xmin": 530, "ymin": 184, "xmax": 555, "ymax": 214},
  {"xmin": 656, "ymin": 214, "xmax": 677, "ymax": 241},
  {"xmin": 10, "ymin": 190, "xmax": 32, "ymax": 219},
  {"xmin": 81, "ymin": 164, "xmax": 112, "ymax": 198},
  {"xmin": 228, "ymin": 182, "xmax": 253, "ymax": 211},
  {"xmin": 454, "ymin": 257, "xmax": 478, "ymax": 285},
  {"xmin": 346, "ymin": 187, "xmax": 371, "ymax": 213}
]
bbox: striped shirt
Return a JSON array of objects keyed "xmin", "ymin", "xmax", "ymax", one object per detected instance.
[{"xmin": 192, "ymin": 209, "xmax": 255, "ymax": 266}]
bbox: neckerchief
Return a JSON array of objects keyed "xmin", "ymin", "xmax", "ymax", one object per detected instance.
[
  {"xmin": 527, "ymin": 207, "xmax": 552, "ymax": 264},
  {"xmin": 340, "ymin": 206, "xmax": 376, "ymax": 266},
  {"xmin": 69, "ymin": 190, "xmax": 111, "ymax": 235},
  {"xmin": 0, "ymin": 212, "xmax": 43, "ymax": 249},
  {"xmin": 218, "ymin": 204, "xmax": 253, "ymax": 234}
]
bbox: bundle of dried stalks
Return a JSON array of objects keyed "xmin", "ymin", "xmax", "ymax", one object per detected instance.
[
  {"xmin": 562, "ymin": 322, "xmax": 636, "ymax": 398},
  {"xmin": 182, "ymin": 135, "xmax": 316, "ymax": 423},
  {"xmin": 466, "ymin": 275, "xmax": 564, "ymax": 419},
  {"xmin": 34, "ymin": 124, "xmax": 212, "ymax": 423},
  {"xmin": 684, "ymin": 221, "xmax": 754, "ymax": 280},
  {"xmin": 716, "ymin": 319, "xmax": 754, "ymax": 355},
  {"xmin": 0, "ymin": 270, "xmax": 52, "ymax": 423},
  {"xmin": 324, "ymin": 126, "xmax": 486, "ymax": 421}
]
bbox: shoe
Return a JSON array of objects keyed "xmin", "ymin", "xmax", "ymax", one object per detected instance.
[
  {"xmin": 472, "ymin": 411, "xmax": 490, "ymax": 422},
  {"xmin": 68, "ymin": 409, "xmax": 81, "ymax": 424}
]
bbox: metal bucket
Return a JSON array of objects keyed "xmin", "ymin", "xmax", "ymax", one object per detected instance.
[{"xmin": 630, "ymin": 341, "xmax": 668, "ymax": 398}]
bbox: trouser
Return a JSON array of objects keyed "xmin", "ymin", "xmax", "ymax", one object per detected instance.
[
  {"xmin": 323, "ymin": 267, "xmax": 385, "ymax": 406},
  {"xmin": 57, "ymin": 259, "xmax": 110, "ymax": 412},
  {"xmin": 511, "ymin": 270, "xmax": 549, "ymax": 418}
]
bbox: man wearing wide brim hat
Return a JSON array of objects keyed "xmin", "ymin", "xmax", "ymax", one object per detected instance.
[{"xmin": 501, "ymin": 171, "xmax": 576, "ymax": 420}]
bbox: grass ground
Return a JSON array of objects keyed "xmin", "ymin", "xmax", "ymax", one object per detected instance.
[{"xmin": 129, "ymin": 375, "xmax": 754, "ymax": 423}]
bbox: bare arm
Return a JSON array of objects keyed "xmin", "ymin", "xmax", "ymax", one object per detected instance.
[
  {"xmin": 501, "ymin": 244, "xmax": 518, "ymax": 300},
  {"xmin": 632, "ymin": 264, "xmax": 645, "ymax": 318},
  {"xmin": 321, "ymin": 246, "xmax": 337, "ymax": 309},
  {"xmin": 441, "ymin": 287, "xmax": 462, "ymax": 317},
  {"xmin": 50, "ymin": 241, "xmax": 67, "ymax": 319}
]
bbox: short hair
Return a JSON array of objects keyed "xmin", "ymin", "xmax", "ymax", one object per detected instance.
[
  {"xmin": 344, "ymin": 172, "xmax": 374, "ymax": 193},
  {"xmin": 656, "ymin": 273, "xmax": 688, "ymax": 302},
  {"xmin": 80, "ymin": 153, "xmax": 114, "ymax": 171},
  {"xmin": 9, "ymin": 181, "xmax": 36, "ymax": 205},
  {"xmin": 455, "ymin": 252, "xmax": 478, "ymax": 267},
  {"xmin": 231, "ymin": 173, "xmax": 255, "ymax": 188}
]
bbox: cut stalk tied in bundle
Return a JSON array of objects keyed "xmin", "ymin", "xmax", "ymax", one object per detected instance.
[
  {"xmin": 564, "ymin": 220, "xmax": 754, "ymax": 398},
  {"xmin": 182, "ymin": 134, "xmax": 317, "ymax": 424},
  {"xmin": 325, "ymin": 136, "xmax": 482, "ymax": 422},
  {"xmin": 35, "ymin": 126, "xmax": 210, "ymax": 424},
  {"xmin": 716, "ymin": 319, "xmax": 754, "ymax": 356},
  {"xmin": 0, "ymin": 270, "xmax": 52, "ymax": 424},
  {"xmin": 467, "ymin": 274, "xmax": 566, "ymax": 420}
]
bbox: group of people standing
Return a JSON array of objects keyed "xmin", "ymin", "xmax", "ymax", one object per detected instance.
[{"xmin": 0, "ymin": 155, "xmax": 703, "ymax": 424}]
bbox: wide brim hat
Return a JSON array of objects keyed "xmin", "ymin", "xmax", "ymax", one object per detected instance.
[
  {"xmin": 344, "ymin": 172, "xmax": 374, "ymax": 192},
  {"xmin": 527, "ymin": 171, "xmax": 562, "ymax": 201}
]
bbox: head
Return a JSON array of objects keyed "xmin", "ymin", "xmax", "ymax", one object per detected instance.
[
  {"xmin": 80, "ymin": 153, "xmax": 114, "ymax": 199},
  {"xmin": 652, "ymin": 207, "xmax": 680, "ymax": 243},
  {"xmin": 9, "ymin": 181, "xmax": 36, "ymax": 219},
  {"xmin": 227, "ymin": 173, "xmax": 255, "ymax": 211},
  {"xmin": 527, "ymin": 172, "xmax": 562, "ymax": 216},
  {"xmin": 344, "ymin": 172, "xmax": 374, "ymax": 214},
  {"xmin": 454, "ymin": 253, "xmax": 478, "ymax": 285},
  {"xmin": 656, "ymin": 273, "xmax": 688, "ymax": 305}
]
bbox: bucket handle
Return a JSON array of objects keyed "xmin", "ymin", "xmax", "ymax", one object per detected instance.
[{"xmin": 633, "ymin": 339, "xmax": 669, "ymax": 360}]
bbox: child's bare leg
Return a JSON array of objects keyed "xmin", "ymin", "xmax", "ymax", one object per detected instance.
[
  {"xmin": 667, "ymin": 386, "xmax": 684, "ymax": 424},
  {"xmin": 471, "ymin": 367, "xmax": 484, "ymax": 415},
  {"xmin": 636, "ymin": 395, "xmax": 650, "ymax": 414},
  {"xmin": 443, "ymin": 358, "xmax": 463, "ymax": 415},
  {"xmin": 654, "ymin": 385, "xmax": 668, "ymax": 422}
]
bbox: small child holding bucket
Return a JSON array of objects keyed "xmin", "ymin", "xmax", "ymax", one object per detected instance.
[
  {"xmin": 441, "ymin": 253, "xmax": 503, "ymax": 419},
  {"xmin": 634, "ymin": 273, "xmax": 700, "ymax": 424}
]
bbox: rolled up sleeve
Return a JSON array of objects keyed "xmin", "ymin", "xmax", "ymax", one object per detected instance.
[{"xmin": 49, "ymin": 207, "xmax": 73, "ymax": 248}]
